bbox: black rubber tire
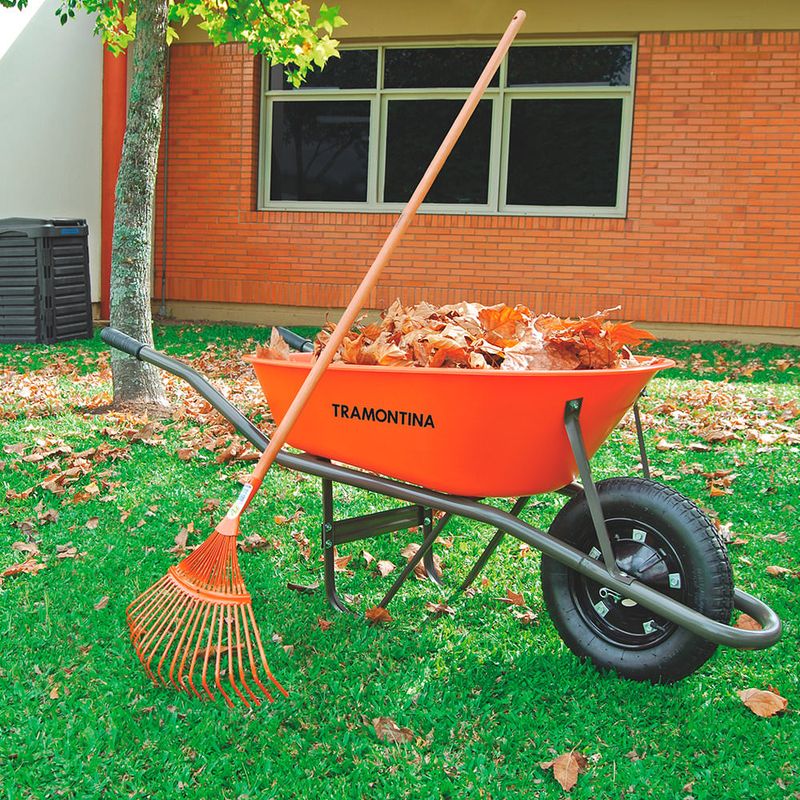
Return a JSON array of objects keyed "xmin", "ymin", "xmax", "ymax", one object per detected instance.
[{"xmin": 541, "ymin": 478, "xmax": 734, "ymax": 683}]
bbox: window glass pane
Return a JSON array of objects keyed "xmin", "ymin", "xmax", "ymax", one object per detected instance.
[
  {"xmin": 383, "ymin": 99, "xmax": 492, "ymax": 204},
  {"xmin": 269, "ymin": 101, "xmax": 370, "ymax": 201},
  {"xmin": 384, "ymin": 48, "xmax": 499, "ymax": 89},
  {"xmin": 508, "ymin": 45, "xmax": 632, "ymax": 86},
  {"xmin": 270, "ymin": 49, "xmax": 378, "ymax": 90},
  {"xmin": 506, "ymin": 99, "xmax": 622, "ymax": 207}
]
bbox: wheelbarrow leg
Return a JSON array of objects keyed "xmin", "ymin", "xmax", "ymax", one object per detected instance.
[
  {"xmin": 457, "ymin": 496, "xmax": 530, "ymax": 594},
  {"xmin": 378, "ymin": 513, "xmax": 452, "ymax": 609},
  {"xmin": 632, "ymin": 392, "xmax": 650, "ymax": 480},
  {"xmin": 421, "ymin": 512, "xmax": 443, "ymax": 585},
  {"xmin": 563, "ymin": 398, "xmax": 631, "ymax": 584},
  {"xmin": 321, "ymin": 476, "xmax": 352, "ymax": 614}
]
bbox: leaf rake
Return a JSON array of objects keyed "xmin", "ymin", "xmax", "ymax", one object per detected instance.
[{"xmin": 124, "ymin": 8, "xmax": 527, "ymax": 707}]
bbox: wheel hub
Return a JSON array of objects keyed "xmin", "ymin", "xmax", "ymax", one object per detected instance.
[{"xmin": 571, "ymin": 519, "xmax": 687, "ymax": 649}]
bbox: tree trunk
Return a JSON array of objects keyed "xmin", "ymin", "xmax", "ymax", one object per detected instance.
[{"xmin": 109, "ymin": 0, "xmax": 169, "ymax": 410}]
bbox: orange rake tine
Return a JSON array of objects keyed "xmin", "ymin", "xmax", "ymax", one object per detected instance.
[
  {"xmin": 233, "ymin": 605, "xmax": 264, "ymax": 705},
  {"xmin": 187, "ymin": 603, "xmax": 212, "ymax": 700},
  {"xmin": 168, "ymin": 599, "xmax": 201, "ymax": 693},
  {"xmin": 214, "ymin": 606, "xmax": 235, "ymax": 708}
]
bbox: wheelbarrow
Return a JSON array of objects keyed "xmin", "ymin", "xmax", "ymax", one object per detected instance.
[{"xmin": 101, "ymin": 326, "xmax": 781, "ymax": 684}]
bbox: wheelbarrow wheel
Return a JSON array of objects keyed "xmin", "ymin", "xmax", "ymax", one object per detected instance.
[{"xmin": 541, "ymin": 478, "xmax": 733, "ymax": 683}]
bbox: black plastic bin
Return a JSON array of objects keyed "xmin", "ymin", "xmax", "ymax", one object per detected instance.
[{"xmin": 0, "ymin": 218, "xmax": 93, "ymax": 344}]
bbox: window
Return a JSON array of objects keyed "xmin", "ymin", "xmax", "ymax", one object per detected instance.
[{"xmin": 260, "ymin": 42, "xmax": 635, "ymax": 216}]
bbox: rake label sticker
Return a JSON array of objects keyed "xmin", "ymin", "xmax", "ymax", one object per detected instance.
[
  {"xmin": 331, "ymin": 403, "xmax": 435, "ymax": 429},
  {"xmin": 227, "ymin": 483, "xmax": 254, "ymax": 518}
]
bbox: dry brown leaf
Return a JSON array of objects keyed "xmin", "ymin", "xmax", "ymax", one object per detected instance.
[
  {"xmin": 334, "ymin": 554, "xmax": 353, "ymax": 573},
  {"xmin": 287, "ymin": 581, "xmax": 319, "ymax": 594},
  {"xmin": 737, "ymin": 688, "xmax": 788, "ymax": 717},
  {"xmin": 541, "ymin": 751, "xmax": 588, "ymax": 792},
  {"xmin": 365, "ymin": 606, "xmax": 393, "ymax": 624},
  {"xmin": 376, "ymin": 559, "xmax": 396, "ymax": 577},
  {"xmin": 11, "ymin": 541, "xmax": 40, "ymax": 556},
  {"xmin": 425, "ymin": 601, "xmax": 456, "ymax": 617},
  {"xmin": 764, "ymin": 532, "xmax": 788, "ymax": 543},
  {"xmin": 498, "ymin": 590, "xmax": 525, "ymax": 607},
  {"xmin": 291, "ymin": 530, "xmax": 310, "ymax": 561},
  {"xmin": 372, "ymin": 716, "xmax": 414, "ymax": 744},
  {"xmin": 275, "ymin": 510, "xmax": 303, "ymax": 526},
  {"xmin": 85, "ymin": 517, "xmax": 99, "ymax": 530},
  {"xmin": 173, "ymin": 528, "xmax": 189, "ymax": 550},
  {"xmin": 94, "ymin": 595, "xmax": 110, "ymax": 611},
  {"xmin": 372, "ymin": 717, "xmax": 414, "ymax": 744},
  {"xmin": 734, "ymin": 614, "xmax": 762, "ymax": 631},
  {"xmin": 766, "ymin": 565, "xmax": 792, "ymax": 578},
  {"xmin": 0, "ymin": 559, "xmax": 47, "ymax": 583},
  {"xmin": 49, "ymin": 685, "xmax": 60, "ymax": 700}
]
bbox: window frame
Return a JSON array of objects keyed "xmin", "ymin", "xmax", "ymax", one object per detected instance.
[{"xmin": 258, "ymin": 38, "xmax": 637, "ymax": 218}]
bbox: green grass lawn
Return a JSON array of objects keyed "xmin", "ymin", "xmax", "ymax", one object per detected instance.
[{"xmin": 0, "ymin": 325, "xmax": 798, "ymax": 799}]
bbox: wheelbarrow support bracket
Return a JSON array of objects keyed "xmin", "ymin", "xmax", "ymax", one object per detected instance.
[
  {"xmin": 321, "ymin": 472, "xmax": 440, "ymax": 613},
  {"xmin": 564, "ymin": 398, "xmax": 632, "ymax": 584}
]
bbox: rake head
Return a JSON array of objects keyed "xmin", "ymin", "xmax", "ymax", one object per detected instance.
[{"xmin": 126, "ymin": 523, "xmax": 287, "ymax": 708}]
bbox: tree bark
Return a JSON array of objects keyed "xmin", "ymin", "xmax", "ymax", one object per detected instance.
[{"xmin": 109, "ymin": 0, "xmax": 169, "ymax": 410}]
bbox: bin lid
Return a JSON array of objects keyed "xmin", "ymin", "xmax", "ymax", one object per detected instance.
[{"xmin": 0, "ymin": 218, "xmax": 88, "ymax": 237}]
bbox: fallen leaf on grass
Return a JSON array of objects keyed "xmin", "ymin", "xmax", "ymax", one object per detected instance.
[
  {"xmin": 238, "ymin": 533, "xmax": 276, "ymax": 553},
  {"xmin": 513, "ymin": 609, "xmax": 538, "ymax": 625},
  {"xmin": 334, "ymin": 554, "xmax": 352, "ymax": 573},
  {"xmin": 424, "ymin": 601, "xmax": 456, "ymax": 617},
  {"xmin": 317, "ymin": 617, "xmax": 333, "ymax": 631},
  {"xmin": 737, "ymin": 688, "xmax": 788, "ymax": 717},
  {"xmin": 365, "ymin": 606, "xmax": 393, "ymax": 624},
  {"xmin": 11, "ymin": 541, "xmax": 40, "ymax": 556},
  {"xmin": 764, "ymin": 532, "xmax": 788, "ymax": 543},
  {"xmin": 85, "ymin": 517, "xmax": 99, "ymax": 530},
  {"xmin": 275, "ymin": 510, "xmax": 303, "ymax": 526},
  {"xmin": 56, "ymin": 543, "xmax": 85, "ymax": 559},
  {"xmin": 291, "ymin": 530, "xmax": 310, "ymax": 561},
  {"xmin": 766, "ymin": 565, "xmax": 794, "ymax": 578},
  {"xmin": 497, "ymin": 590, "xmax": 525, "ymax": 607},
  {"xmin": 37, "ymin": 508, "xmax": 59, "ymax": 524},
  {"xmin": 541, "ymin": 751, "xmax": 588, "ymax": 792},
  {"xmin": 0, "ymin": 559, "xmax": 47, "ymax": 583},
  {"xmin": 287, "ymin": 581, "xmax": 319, "ymax": 594},
  {"xmin": 49, "ymin": 685, "xmax": 60, "ymax": 700},
  {"xmin": 399, "ymin": 542, "xmax": 443, "ymax": 580},
  {"xmin": 734, "ymin": 614, "xmax": 762, "ymax": 631},
  {"xmin": 173, "ymin": 527, "xmax": 190, "ymax": 551},
  {"xmin": 376, "ymin": 559, "xmax": 396, "ymax": 577},
  {"xmin": 6, "ymin": 487, "xmax": 34, "ymax": 500},
  {"xmin": 94, "ymin": 596, "xmax": 110, "ymax": 611},
  {"xmin": 372, "ymin": 716, "xmax": 414, "ymax": 744}
]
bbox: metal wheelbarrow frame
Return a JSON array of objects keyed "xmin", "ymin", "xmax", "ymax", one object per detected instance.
[{"xmin": 101, "ymin": 327, "xmax": 782, "ymax": 680}]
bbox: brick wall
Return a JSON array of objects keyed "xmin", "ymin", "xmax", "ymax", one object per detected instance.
[{"xmin": 154, "ymin": 31, "xmax": 800, "ymax": 329}]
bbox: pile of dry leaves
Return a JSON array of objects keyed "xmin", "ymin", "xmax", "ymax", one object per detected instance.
[{"xmin": 260, "ymin": 300, "xmax": 655, "ymax": 371}]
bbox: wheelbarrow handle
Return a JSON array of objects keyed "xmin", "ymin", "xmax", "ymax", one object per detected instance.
[
  {"xmin": 276, "ymin": 327, "xmax": 315, "ymax": 353},
  {"xmin": 100, "ymin": 327, "xmax": 146, "ymax": 358}
]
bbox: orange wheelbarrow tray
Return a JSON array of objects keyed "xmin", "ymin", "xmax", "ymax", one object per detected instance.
[{"xmin": 102, "ymin": 327, "xmax": 782, "ymax": 684}]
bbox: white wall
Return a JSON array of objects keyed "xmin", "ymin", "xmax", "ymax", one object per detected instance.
[{"xmin": 0, "ymin": 0, "xmax": 103, "ymax": 301}]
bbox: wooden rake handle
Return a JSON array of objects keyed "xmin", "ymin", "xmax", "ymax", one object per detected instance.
[{"xmin": 230, "ymin": 9, "xmax": 528, "ymax": 519}]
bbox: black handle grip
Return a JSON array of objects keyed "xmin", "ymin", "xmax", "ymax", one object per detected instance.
[
  {"xmin": 276, "ymin": 326, "xmax": 314, "ymax": 353},
  {"xmin": 100, "ymin": 327, "xmax": 146, "ymax": 358}
]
